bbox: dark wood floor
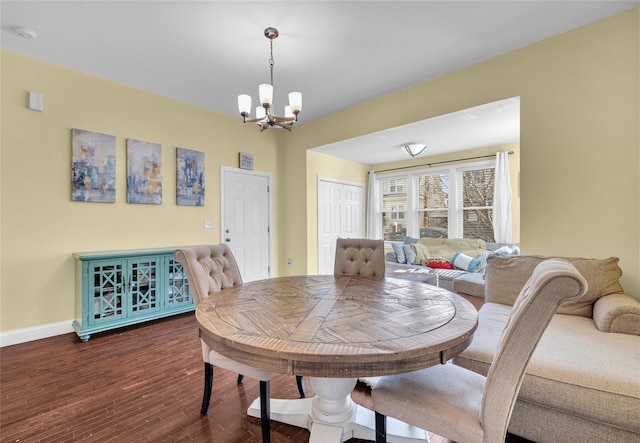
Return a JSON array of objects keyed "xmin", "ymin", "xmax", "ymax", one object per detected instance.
[{"xmin": 1, "ymin": 313, "xmax": 531, "ymax": 443}]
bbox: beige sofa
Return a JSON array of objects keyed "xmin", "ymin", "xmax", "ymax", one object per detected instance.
[{"xmin": 453, "ymin": 254, "xmax": 640, "ymax": 442}]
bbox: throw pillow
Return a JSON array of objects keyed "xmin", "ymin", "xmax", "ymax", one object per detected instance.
[
  {"xmin": 427, "ymin": 260, "xmax": 455, "ymax": 269},
  {"xmin": 403, "ymin": 237, "xmax": 419, "ymax": 245},
  {"xmin": 391, "ymin": 242, "xmax": 406, "ymax": 264},
  {"xmin": 476, "ymin": 251, "xmax": 492, "ymax": 275},
  {"xmin": 451, "ymin": 252, "xmax": 481, "ymax": 272},
  {"xmin": 476, "ymin": 245, "xmax": 520, "ymax": 275},
  {"xmin": 403, "ymin": 244, "xmax": 417, "ymax": 264}
]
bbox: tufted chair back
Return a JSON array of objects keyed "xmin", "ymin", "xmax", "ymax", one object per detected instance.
[
  {"xmin": 174, "ymin": 244, "xmax": 243, "ymax": 304},
  {"xmin": 334, "ymin": 238, "xmax": 386, "ymax": 278}
]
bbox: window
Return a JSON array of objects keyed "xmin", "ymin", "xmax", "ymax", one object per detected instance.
[
  {"xmin": 378, "ymin": 161, "xmax": 496, "ymax": 242},
  {"xmin": 416, "ymin": 173, "xmax": 449, "ymax": 238},
  {"xmin": 382, "ymin": 177, "xmax": 407, "ymax": 241},
  {"xmin": 388, "ymin": 179, "xmax": 404, "ymax": 193},
  {"xmin": 458, "ymin": 167, "xmax": 495, "ymax": 240}
]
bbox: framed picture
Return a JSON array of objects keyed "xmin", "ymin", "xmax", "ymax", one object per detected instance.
[
  {"xmin": 176, "ymin": 147, "xmax": 205, "ymax": 206},
  {"xmin": 71, "ymin": 129, "xmax": 116, "ymax": 203},
  {"xmin": 126, "ymin": 138, "xmax": 162, "ymax": 204},
  {"xmin": 239, "ymin": 152, "xmax": 254, "ymax": 170}
]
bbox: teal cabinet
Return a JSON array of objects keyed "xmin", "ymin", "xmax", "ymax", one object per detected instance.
[{"xmin": 73, "ymin": 248, "xmax": 193, "ymax": 341}]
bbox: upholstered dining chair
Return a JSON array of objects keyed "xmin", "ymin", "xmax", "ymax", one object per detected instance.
[
  {"xmin": 334, "ymin": 238, "xmax": 386, "ymax": 278},
  {"xmin": 371, "ymin": 258, "xmax": 588, "ymax": 443},
  {"xmin": 174, "ymin": 244, "xmax": 304, "ymax": 443}
]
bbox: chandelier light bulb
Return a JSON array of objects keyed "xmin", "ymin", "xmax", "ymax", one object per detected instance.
[
  {"xmin": 288, "ymin": 92, "xmax": 302, "ymax": 113},
  {"xmin": 238, "ymin": 95, "xmax": 252, "ymax": 116},
  {"xmin": 259, "ymin": 84, "xmax": 273, "ymax": 108},
  {"xmin": 285, "ymin": 106, "xmax": 294, "ymax": 119}
]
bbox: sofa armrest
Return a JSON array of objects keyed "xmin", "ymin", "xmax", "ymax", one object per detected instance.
[{"xmin": 593, "ymin": 293, "xmax": 640, "ymax": 336}]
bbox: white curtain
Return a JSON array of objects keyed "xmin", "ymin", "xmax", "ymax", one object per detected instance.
[
  {"xmin": 493, "ymin": 151, "xmax": 512, "ymax": 243},
  {"xmin": 367, "ymin": 171, "xmax": 382, "ymax": 239}
]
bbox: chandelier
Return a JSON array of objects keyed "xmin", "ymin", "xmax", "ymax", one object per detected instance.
[{"xmin": 237, "ymin": 27, "xmax": 302, "ymax": 131}]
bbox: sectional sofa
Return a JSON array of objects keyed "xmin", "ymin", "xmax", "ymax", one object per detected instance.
[
  {"xmin": 454, "ymin": 254, "xmax": 640, "ymax": 442},
  {"xmin": 385, "ymin": 237, "xmax": 519, "ymax": 297}
]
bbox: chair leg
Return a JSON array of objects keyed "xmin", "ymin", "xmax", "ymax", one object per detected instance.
[
  {"xmin": 200, "ymin": 362, "xmax": 214, "ymax": 416},
  {"xmin": 375, "ymin": 411, "xmax": 387, "ymax": 443},
  {"xmin": 296, "ymin": 375, "xmax": 306, "ymax": 398},
  {"xmin": 260, "ymin": 380, "xmax": 271, "ymax": 443},
  {"xmin": 237, "ymin": 374, "xmax": 244, "ymax": 384}
]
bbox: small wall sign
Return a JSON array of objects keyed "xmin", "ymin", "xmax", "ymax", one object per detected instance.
[{"xmin": 239, "ymin": 152, "xmax": 254, "ymax": 170}]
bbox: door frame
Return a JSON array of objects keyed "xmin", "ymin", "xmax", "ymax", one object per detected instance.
[
  {"xmin": 317, "ymin": 176, "xmax": 365, "ymax": 274},
  {"xmin": 220, "ymin": 166, "xmax": 273, "ymax": 279}
]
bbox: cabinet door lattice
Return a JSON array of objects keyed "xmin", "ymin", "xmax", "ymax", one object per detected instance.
[
  {"xmin": 129, "ymin": 258, "xmax": 159, "ymax": 316},
  {"xmin": 167, "ymin": 259, "xmax": 191, "ymax": 307},
  {"xmin": 89, "ymin": 260, "xmax": 125, "ymax": 325}
]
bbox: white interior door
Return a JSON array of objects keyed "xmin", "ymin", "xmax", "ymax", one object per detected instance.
[
  {"xmin": 221, "ymin": 167, "xmax": 271, "ymax": 282},
  {"xmin": 318, "ymin": 177, "xmax": 365, "ymax": 274}
]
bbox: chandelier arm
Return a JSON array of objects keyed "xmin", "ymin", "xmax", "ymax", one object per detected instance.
[{"xmin": 270, "ymin": 115, "xmax": 297, "ymax": 123}]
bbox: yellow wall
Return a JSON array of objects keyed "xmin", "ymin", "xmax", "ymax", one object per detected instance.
[
  {"xmin": 0, "ymin": 51, "xmax": 279, "ymax": 331},
  {"xmin": 281, "ymin": 9, "xmax": 639, "ymax": 297},
  {"xmin": 1, "ymin": 8, "xmax": 639, "ymax": 334}
]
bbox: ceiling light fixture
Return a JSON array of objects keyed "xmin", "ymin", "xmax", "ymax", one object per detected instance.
[
  {"xmin": 403, "ymin": 143, "xmax": 427, "ymax": 157},
  {"xmin": 14, "ymin": 26, "xmax": 38, "ymax": 40},
  {"xmin": 238, "ymin": 27, "xmax": 302, "ymax": 132}
]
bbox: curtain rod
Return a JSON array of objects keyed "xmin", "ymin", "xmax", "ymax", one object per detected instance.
[{"xmin": 370, "ymin": 151, "xmax": 514, "ymax": 174}]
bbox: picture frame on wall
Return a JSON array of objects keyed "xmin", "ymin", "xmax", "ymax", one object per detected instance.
[
  {"xmin": 239, "ymin": 152, "xmax": 254, "ymax": 170},
  {"xmin": 71, "ymin": 129, "xmax": 116, "ymax": 203},
  {"xmin": 126, "ymin": 138, "xmax": 162, "ymax": 204},
  {"xmin": 176, "ymin": 147, "xmax": 205, "ymax": 206}
]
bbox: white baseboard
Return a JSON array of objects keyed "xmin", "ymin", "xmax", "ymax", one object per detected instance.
[{"xmin": 0, "ymin": 320, "xmax": 74, "ymax": 347}]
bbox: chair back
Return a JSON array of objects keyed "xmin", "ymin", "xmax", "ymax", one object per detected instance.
[
  {"xmin": 480, "ymin": 258, "xmax": 587, "ymax": 441},
  {"xmin": 334, "ymin": 238, "xmax": 385, "ymax": 278},
  {"xmin": 174, "ymin": 244, "xmax": 243, "ymax": 304}
]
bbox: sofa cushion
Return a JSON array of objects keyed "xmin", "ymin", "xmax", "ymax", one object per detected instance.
[
  {"xmin": 454, "ymin": 303, "xmax": 640, "ymax": 435},
  {"xmin": 453, "ymin": 272, "xmax": 485, "ymax": 298},
  {"xmin": 485, "ymin": 255, "xmax": 624, "ymax": 318}
]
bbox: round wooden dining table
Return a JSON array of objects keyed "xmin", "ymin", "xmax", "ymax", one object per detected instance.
[{"xmin": 196, "ymin": 275, "xmax": 478, "ymax": 443}]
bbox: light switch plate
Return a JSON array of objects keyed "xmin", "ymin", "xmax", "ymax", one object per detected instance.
[
  {"xmin": 29, "ymin": 91, "xmax": 43, "ymax": 112},
  {"xmin": 204, "ymin": 220, "xmax": 214, "ymax": 229}
]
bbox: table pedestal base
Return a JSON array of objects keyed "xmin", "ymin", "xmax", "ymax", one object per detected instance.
[{"xmin": 247, "ymin": 377, "xmax": 428, "ymax": 443}]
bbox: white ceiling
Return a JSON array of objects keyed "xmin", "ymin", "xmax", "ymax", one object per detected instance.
[
  {"xmin": 2, "ymin": 1, "xmax": 637, "ymax": 164},
  {"xmin": 311, "ymin": 96, "xmax": 521, "ymax": 165}
]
